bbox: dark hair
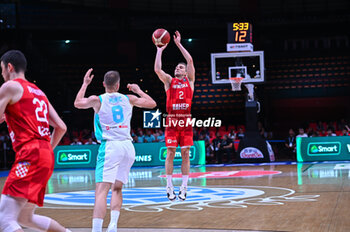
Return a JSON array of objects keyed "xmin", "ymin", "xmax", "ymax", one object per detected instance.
[
  {"xmin": 0, "ymin": 50, "xmax": 27, "ymax": 73},
  {"xmin": 104, "ymin": 71, "xmax": 120, "ymax": 87},
  {"xmin": 177, "ymin": 62, "xmax": 187, "ymax": 69}
]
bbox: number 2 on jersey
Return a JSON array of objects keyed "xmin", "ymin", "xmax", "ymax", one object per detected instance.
[
  {"xmin": 112, "ymin": 105, "xmax": 124, "ymax": 123},
  {"xmin": 179, "ymin": 91, "xmax": 184, "ymax": 99}
]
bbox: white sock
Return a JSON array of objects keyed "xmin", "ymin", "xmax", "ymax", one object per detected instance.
[
  {"xmin": 166, "ymin": 175, "xmax": 173, "ymax": 187},
  {"xmin": 92, "ymin": 218, "xmax": 103, "ymax": 232},
  {"xmin": 181, "ymin": 175, "xmax": 189, "ymax": 188},
  {"xmin": 109, "ymin": 210, "xmax": 120, "ymax": 226}
]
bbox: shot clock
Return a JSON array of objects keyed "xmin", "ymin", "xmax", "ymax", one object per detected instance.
[{"xmin": 227, "ymin": 22, "xmax": 253, "ymax": 52}]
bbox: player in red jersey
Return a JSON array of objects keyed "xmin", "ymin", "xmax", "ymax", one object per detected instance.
[
  {"xmin": 0, "ymin": 50, "xmax": 69, "ymax": 232},
  {"xmin": 154, "ymin": 31, "xmax": 195, "ymax": 201}
]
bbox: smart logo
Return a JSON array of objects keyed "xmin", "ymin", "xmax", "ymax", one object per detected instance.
[
  {"xmin": 159, "ymin": 147, "xmax": 195, "ymax": 161},
  {"xmin": 60, "ymin": 153, "xmax": 68, "ymax": 162},
  {"xmin": 57, "ymin": 150, "xmax": 91, "ymax": 164},
  {"xmin": 310, "ymin": 145, "xmax": 318, "ymax": 153},
  {"xmin": 308, "ymin": 142, "xmax": 341, "ymax": 156}
]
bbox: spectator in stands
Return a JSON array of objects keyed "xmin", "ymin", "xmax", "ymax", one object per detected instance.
[
  {"xmin": 59, "ymin": 132, "xmax": 71, "ymax": 145},
  {"xmin": 212, "ymin": 132, "xmax": 222, "ymax": 163},
  {"xmin": 345, "ymin": 125, "xmax": 350, "ymax": 134},
  {"xmin": 85, "ymin": 138, "xmax": 97, "ymax": 145},
  {"xmin": 285, "ymin": 129, "xmax": 296, "ymax": 158},
  {"xmin": 326, "ymin": 127, "xmax": 336, "ymax": 136},
  {"xmin": 296, "ymin": 127, "xmax": 308, "ymax": 138},
  {"xmin": 82, "ymin": 128, "xmax": 92, "ymax": 141},
  {"xmin": 338, "ymin": 119, "xmax": 347, "ymax": 132},
  {"xmin": 193, "ymin": 129, "xmax": 199, "ymax": 141},
  {"xmin": 228, "ymin": 129, "xmax": 236, "ymax": 140},
  {"xmin": 201, "ymin": 129, "xmax": 211, "ymax": 142},
  {"xmin": 132, "ymin": 135, "xmax": 139, "ymax": 143},
  {"xmin": 144, "ymin": 129, "xmax": 156, "ymax": 143},
  {"xmin": 200, "ymin": 128, "xmax": 209, "ymax": 137},
  {"xmin": 137, "ymin": 130, "xmax": 145, "ymax": 143},
  {"xmin": 156, "ymin": 129, "xmax": 165, "ymax": 142},
  {"xmin": 307, "ymin": 128, "xmax": 315, "ymax": 137},
  {"xmin": 317, "ymin": 121, "xmax": 326, "ymax": 131},
  {"xmin": 311, "ymin": 130, "xmax": 320, "ymax": 137},
  {"xmin": 71, "ymin": 137, "xmax": 83, "ymax": 145},
  {"xmin": 341, "ymin": 128, "xmax": 349, "ymax": 136},
  {"xmin": 217, "ymin": 134, "xmax": 235, "ymax": 164},
  {"xmin": 236, "ymin": 128, "xmax": 245, "ymax": 140}
]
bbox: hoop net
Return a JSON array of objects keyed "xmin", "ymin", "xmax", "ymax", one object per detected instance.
[{"xmin": 229, "ymin": 77, "xmax": 244, "ymax": 91}]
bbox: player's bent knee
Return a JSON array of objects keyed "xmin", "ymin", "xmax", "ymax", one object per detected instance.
[
  {"xmin": 17, "ymin": 215, "xmax": 30, "ymax": 227},
  {"xmin": 112, "ymin": 185, "xmax": 123, "ymax": 192},
  {"xmin": 18, "ymin": 214, "xmax": 51, "ymax": 231},
  {"xmin": 113, "ymin": 181, "xmax": 123, "ymax": 191}
]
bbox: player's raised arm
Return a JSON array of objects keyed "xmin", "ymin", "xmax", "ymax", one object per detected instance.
[
  {"xmin": 154, "ymin": 44, "xmax": 172, "ymax": 90},
  {"xmin": 74, "ymin": 68, "xmax": 101, "ymax": 112},
  {"xmin": 173, "ymin": 30, "xmax": 195, "ymax": 83},
  {"xmin": 48, "ymin": 102, "xmax": 67, "ymax": 149},
  {"xmin": 127, "ymin": 84, "xmax": 157, "ymax": 109}
]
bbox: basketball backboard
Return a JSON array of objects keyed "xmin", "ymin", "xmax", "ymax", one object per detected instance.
[{"xmin": 211, "ymin": 51, "xmax": 264, "ymax": 84}]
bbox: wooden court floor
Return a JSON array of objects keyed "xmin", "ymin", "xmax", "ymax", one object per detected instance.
[{"xmin": 1, "ymin": 162, "xmax": 350, "ymax": 232}]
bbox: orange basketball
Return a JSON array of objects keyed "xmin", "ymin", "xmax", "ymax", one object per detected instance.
[{"xmin": 152, "ymin": 28, "xmax": 170, "ymax": 47}]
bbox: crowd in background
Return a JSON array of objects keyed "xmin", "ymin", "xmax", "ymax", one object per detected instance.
[
  {"xmin": 284, "ymin": 119, "xmax": 350, "ymax": 159},
  {"xmin": 0, "ymin": 119, "xmax": 349, "ymax": 168}
]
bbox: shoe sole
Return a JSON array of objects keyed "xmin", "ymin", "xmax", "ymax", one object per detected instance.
[
  {"xmin": 178, "ymin": 192, "xmax": 186, "ymax": 201},
  {"xmin": 167, "ymin": 193, "xmax": 176, "ymax": 201}
]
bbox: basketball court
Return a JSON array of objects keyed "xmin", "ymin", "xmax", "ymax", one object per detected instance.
[
  {"xmin": 2, "ymin": 161, "xmax": 349, "ymax": 232},
  {"xmin": 0, "ymin": 2, "xmax": 349, "ymax": 232}
]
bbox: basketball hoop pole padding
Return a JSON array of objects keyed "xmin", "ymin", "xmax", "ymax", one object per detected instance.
[
  {"xmin": 244, "ymin": 83, "xmax": 255, "ymax": 101},
  {"xmin": 229, "ymin": 77, "xmax": 244, "ymax": 91}
]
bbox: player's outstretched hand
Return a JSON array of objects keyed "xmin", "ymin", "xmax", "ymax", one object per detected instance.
[
  {"xmin": 83, "ymin": 68, "xmax": 94, "ymax": 85},
  {"xmin": 156, "ymin": 43, "xmax": 168, "ymax": 51},
  {"xmin": 127, "ymin": 83, "xmax": 141, "ymax": 93},
  {"xmin": 173, "ymin": 30, "xmax": 181, "ymax": 46}
]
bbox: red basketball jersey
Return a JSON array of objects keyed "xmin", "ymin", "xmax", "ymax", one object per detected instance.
[
  {"xmin": 5, "ymin": 79, "xmax": 51, "ymax": 152},
  {"xmin": 166, "ymin": 76, "xmax": 193, "ymax": 117}
]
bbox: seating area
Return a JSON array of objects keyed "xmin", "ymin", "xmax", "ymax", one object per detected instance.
[{"xmin": 265, "ymin": 55, "xmax": 350, "ymax": 90}]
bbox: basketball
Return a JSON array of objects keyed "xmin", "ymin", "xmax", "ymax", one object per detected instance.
[{"xmin": 152, "ymin": 28, "xmax": 170, "ymax": 47}]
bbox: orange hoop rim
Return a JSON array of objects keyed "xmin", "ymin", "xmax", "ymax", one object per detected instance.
[{"xmin": 229, "ymin": 77, "xmax": 244, "ymax": 82}]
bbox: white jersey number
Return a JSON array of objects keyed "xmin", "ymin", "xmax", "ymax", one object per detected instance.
[
  {"xmin": 33, "ymin": 98, "xmax": 50, "ymax": 137},
  {"xmin": 33, "ymin": 98, "xmax": 49, "ymax": 124},
  {"xmin": 179, "ymin": 91, "xmax": 184, "ymax": 99}
]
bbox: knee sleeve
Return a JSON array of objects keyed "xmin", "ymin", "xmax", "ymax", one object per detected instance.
[
  {"xmin": 18, "ymin": 203, "xmax": 51, "ymax": 231},
  {"xmin": 30, "ymin": 214, "xmax": 52, "ymax": 231}
]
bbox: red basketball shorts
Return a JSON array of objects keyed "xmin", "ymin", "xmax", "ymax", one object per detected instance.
[
  {"xmin": 165, "ymin": 117, "xmax": 193, "ymax": 147},
  {"xmin": 2, "ymin": 140, "xmax": 54, "ymax": 207}
]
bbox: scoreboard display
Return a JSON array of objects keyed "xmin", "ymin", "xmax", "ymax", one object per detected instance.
[
  {"xmin": 227, "ymin": 22, "xmax": 252, "ymax": 43},
  {"xmin": 227, "ymin": 22, "xmax": 253, "ymax": 52}
]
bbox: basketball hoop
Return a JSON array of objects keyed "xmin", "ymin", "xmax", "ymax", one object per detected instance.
[{"xmin": 229, "ymin": 77, "xmax": 244, "ymax": 91}]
